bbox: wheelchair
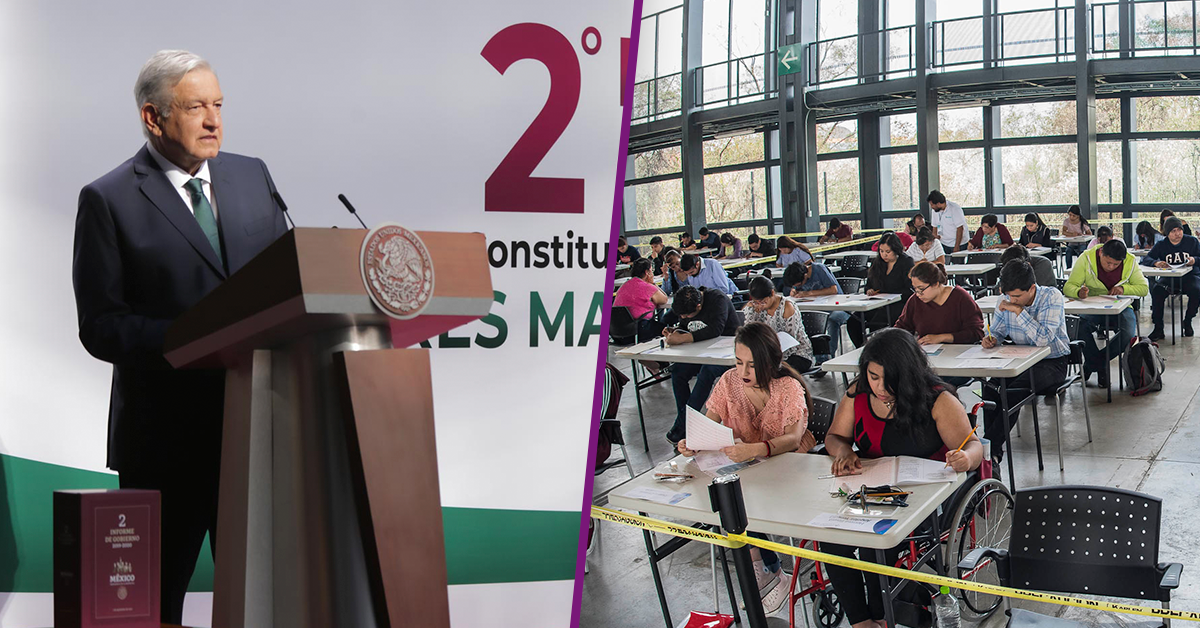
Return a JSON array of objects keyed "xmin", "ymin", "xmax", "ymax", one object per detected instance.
[{"xmin": 785, "ymin": 403, "xmax": 1015, "ymax": 628}]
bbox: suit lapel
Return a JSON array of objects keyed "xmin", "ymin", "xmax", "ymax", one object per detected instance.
[
  {"xmin": 208, "ymin": 155, "xmax": 244, "ymax": 273},
  {"xmin": 133, "ymin": 147, "xmax": 227, "ymax": 279}
]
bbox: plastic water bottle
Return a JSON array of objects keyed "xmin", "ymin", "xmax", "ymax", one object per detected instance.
[{"xmin": 933, "ymin": 585, "xmax": 961, "ymax": 628}]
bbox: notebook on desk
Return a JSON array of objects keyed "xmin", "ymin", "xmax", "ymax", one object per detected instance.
[{"xmin": 829, "ymin": 456, "xmax": 957, "ymax": 494}]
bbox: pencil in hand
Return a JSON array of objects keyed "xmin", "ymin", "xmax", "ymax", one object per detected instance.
[{"xmin": 945, "ymin": 432, "xmax": 974, "ymax": 468}]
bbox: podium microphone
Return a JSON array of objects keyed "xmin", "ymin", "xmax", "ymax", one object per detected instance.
[
  {"xmin": 272, "ymin": 191, "xmax": 296, "ymax": 230},
  {"xmin": 337, "ymin": 194, "xmax": 369, "ymax": 229}
]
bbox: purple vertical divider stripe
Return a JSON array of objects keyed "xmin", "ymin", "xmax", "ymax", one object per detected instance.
[{"xmin": 570, "ymin": 1, "xmax": 644, "ymax": 626}]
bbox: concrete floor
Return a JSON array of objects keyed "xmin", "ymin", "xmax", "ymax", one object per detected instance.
[{"xmin": 582, "ymin": 303, "xmax": 1200, "ymax": 628}]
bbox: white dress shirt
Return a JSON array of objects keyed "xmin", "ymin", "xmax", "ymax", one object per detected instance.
[
  {"xmin": 146, "ymin": 143, "xmax": 218, "ymax": 221},
  {"xmin": 929, "ymin": 200, "xmax": 965, "ymax": 249}
]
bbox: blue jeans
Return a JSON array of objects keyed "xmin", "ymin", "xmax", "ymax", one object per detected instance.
[
  {"xmin": 749, "ymin": 532, "xmax": 779, "ymax": 570},
  {"xmin": 667, "ymin": 363, "xmax": 731, "ymax": 442},
  {"xmin": 1080, "ymin": 309, "xmax": 1137, "ymax": 371},
  {"xmin": 815, "ymin": 310, "xmax": 851, "ymax": 363}
]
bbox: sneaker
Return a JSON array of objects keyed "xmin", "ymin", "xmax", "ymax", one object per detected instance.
[
  {"xmin": 760, "ymin": 578, "xmax": 791, "ymax": 615},
  {"xmin": 752, "ymin": 560, "xmax": 779, "ymax": 596},
  {"xmin": 1185, "ymin": 321, "xmax": 1195, "ymax": 337},
  {"xmin": 1149, "ymin": 326, "xmax": 1166, "ymax": 342}
]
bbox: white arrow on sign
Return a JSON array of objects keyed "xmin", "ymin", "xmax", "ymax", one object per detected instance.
[{"xmin": 781, "ymin": 48, "xmax": 799, "ymax": 70}]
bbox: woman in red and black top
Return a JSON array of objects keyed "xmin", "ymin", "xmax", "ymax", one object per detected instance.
[{"xmin": 823, "ymin": 329, "xmax": 982, "ymax": 628}]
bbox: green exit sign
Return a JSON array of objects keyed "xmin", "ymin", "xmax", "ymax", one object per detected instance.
[{"xmin": 777, "ymin": 43, "xmax": 803, "ymax": 77}]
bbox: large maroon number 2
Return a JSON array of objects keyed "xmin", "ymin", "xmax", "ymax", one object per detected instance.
[{"xmin": 482, "ymin": 23, "xmax": 585, "ymax": 214}]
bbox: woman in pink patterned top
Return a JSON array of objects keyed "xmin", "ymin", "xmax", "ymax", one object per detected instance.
[
  {"xmin": 676, "ymin": 322, "xmax": 817, "ymax": 613},
  {"xmin": 613, "ymin": 259, "xmax": 668, "ymax": 339}
]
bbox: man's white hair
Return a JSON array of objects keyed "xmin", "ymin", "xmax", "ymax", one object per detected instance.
[{"xmin": 134, "ymin": 50, "xmax": 213, "ymax": 140}]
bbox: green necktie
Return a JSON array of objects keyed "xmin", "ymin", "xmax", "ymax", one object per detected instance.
[{"xmin": 184, "ymin": 178, "xmax": 223, "ymax": 265}]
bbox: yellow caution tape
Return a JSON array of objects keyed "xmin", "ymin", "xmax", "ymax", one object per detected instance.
[
  {"xmin": 592, "ymin": 506, "xmax": 1200, "ymax": 622},
  {"xmin": 590, "ymin": 507, "xmax": 745, "ymax": 548}
]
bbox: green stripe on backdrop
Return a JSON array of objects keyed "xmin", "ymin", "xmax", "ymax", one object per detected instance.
[{"xmin": 0, "ymin": 454, "xmax": 576, "ymax": 592}]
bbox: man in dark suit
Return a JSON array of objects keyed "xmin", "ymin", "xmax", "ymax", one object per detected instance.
[{"xmin": 71, "ymin": 50, "xmax": 288, "ymax": 623}]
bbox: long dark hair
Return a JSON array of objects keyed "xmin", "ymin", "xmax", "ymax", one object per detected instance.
[
  {"xmin": 735, "ymin": 322, "xmax": 813, "ymax": 419},
  {"xmin": 1068, "ymin": 205, "xmax": 1090, "ymax": 228},
  {"xmin": 1136, "ymin": 220, "xmax": 1158, "ymax": 247},
  {"xmin": 775, "ymin": 235, "xmax": 812, "ymax": 256},
  {"xmin": 1024, "ymin": 212, "xmax": 1046, "ymax": 229},
  {"xmin": 868, "ymin": 232, "xmax": 906, "ymax": 287},
  {"xmin": 849, "ymin": 328, "xmax": 946, "ymax": 432}
]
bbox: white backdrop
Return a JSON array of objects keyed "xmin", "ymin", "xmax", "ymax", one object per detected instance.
[{"xmin": 0, "ymin": 1, "xmax": 632, "ymax": 625}]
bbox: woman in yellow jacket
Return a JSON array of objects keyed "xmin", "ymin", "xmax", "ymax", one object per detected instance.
[{"xmin": 1063, "ymin": 239, "xmax": 1149, "ymax": 387}]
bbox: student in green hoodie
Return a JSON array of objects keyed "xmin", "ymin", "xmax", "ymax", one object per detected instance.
[{"xmin": 1064, "ymin": 239, "xmax": 1148, "ymax": 386}]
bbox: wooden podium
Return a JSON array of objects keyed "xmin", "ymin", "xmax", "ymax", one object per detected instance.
[{"xmin": 163, "ymin": 228, "xmax": 492, "ymax": 628}]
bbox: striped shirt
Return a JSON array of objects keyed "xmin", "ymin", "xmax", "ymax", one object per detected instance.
[{"xmin": 990, "ymin": 285, "xmax": 1070, "ymax": 359}]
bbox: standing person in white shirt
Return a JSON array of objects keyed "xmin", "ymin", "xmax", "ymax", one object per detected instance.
[
  {"xmin": 927, "ymin": 190, "xmax": 967, "ymax": 253},
  {"xmin": 905, "ymin": 226, "xmax": 946, "ymax": 264}
]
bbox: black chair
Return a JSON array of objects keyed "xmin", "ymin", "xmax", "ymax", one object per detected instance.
[
  {"xmin": 837, "ymin": 277, "xmax": 863, "ymax": 295},
  {"xmin": 609, "ymin": 306, "xmax": 638, "ymax": 345},
  {"xmin": 963, "ymin": 251, "xmax": 1002, "ymax": 297},
  {"xmin": 838, "ymin": 254, "xmax": 870, "ymax": 279},
  {"xmin": 806, "ymin": 396, "xmax": 837, "ymax": 454},
  {"xmin": 959, "ymin": 485, "xmax": 1183, "ymax": 628},
  {"xmin": 799, "ymin": 310, "xmax": 832, "ymax": 358},
  {"xmin": 799, "ymin": 310, "xmax": 833, "ymax": 379}
]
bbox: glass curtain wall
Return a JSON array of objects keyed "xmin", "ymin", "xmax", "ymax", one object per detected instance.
[{"xmin": 625, "ymin": 0, "xmax": 1200, "ymax": 241}]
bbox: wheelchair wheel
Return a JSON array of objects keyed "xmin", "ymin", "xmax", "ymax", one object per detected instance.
[
  {"xmin": 949, "ymin": 478, "xmax": 1013, "ymax": 618},
  {"xmin": 811, "ymin": 589, "xmax": 844, "ymax": 628}
]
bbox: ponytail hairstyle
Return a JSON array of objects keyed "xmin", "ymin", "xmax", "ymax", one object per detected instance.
[
  {"xmin": 1068, "ymin": 205, "xmax": 1090, "ymax": 228},
  {"xmin": 776, "ymin": 235, "xmax": 812, "ymax": 256},
  {"xmin": 914, "ymin": 225, "xmax": 936, "ymax": 246},
  {"xmin": 630, "ymin": 257, "xmax": 654, "ymax": 280}
]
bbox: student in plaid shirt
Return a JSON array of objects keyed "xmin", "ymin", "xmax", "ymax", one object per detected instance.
[{"xmin": 980, "ymin": 260, "xmax": 1071, "ymax": 464}]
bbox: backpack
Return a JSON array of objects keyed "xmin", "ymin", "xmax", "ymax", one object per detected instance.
[{"xmin": 1124, "ymin": 336, "xmax": 1165, "ymax": 396}]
